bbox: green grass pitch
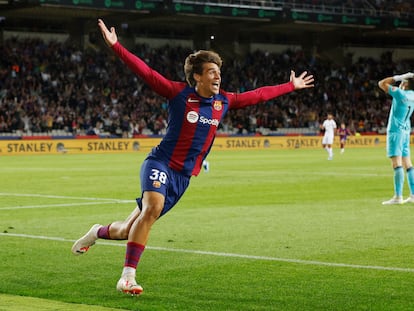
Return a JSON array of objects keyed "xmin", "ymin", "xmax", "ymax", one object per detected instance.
[{"xmin": 1, "ymin": 148, "xmax": 414, "ymax": 311}]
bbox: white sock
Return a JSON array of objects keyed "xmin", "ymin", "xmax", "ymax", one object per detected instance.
[
  {"xmin": 122, "ymin": 266, "xmax": 136, "ymax": 277},
  {"xmin": 328, "ymin": 148, "xmax": 333, "ymax": 157}
]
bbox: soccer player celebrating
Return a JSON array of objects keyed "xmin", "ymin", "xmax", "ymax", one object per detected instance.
[
  {"xmin": 378, "ymin": 72, "xmax": 414, "ymax": 205},
  {"xmin": 71, "ymin": 18, "xmax": 314, "ymax": 296}
]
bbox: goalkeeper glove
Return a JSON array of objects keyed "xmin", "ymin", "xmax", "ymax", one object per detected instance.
[{"xmin": 393, "ymin": 72, "xmax": 414, "ymax": 82}]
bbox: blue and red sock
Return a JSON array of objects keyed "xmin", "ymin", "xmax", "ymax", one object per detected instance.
[
  {"xmin": 124, "ymin": 242, "xmax": 146, "ymax": 269},
  {"xmin": 97, "ymin": 224, "xmax": 111, "ymax": 239}
]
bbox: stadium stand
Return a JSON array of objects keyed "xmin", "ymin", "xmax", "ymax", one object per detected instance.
[
  {"xmin": 173, "ymin": 0, "xmax": 414, "ymax": 17},
  {"xmin": 0, "ymin": 1, "xmax": 414, "ymax": 138},
  {"xmin": 1, "ymin": 37, "xmax": 412, "ymax": 138}
]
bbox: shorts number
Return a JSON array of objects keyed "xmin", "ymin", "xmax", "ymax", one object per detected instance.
[{"xmin": 149, "ymin": 169, "xmax": 167, "ymax": 184}]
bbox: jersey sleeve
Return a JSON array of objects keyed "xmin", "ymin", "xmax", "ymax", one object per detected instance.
[
  {"xmin": 225, "ymin": 82, "xmax": 295, "ymax": 109},
  {"xmin": 389, "ymin": 86, "xmax": 405, "ymax": 102},
  {"xmin": 111, "ymin": 42, "xmax": 184, "ymax": 99}
]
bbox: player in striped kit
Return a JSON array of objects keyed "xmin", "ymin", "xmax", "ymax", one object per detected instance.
[
  {"xmin": 71, "ymin": 18, "xmax": 314, "ymax": 295},
  {"xmin": 338, "ymin": 122, "xmax": 352, "ymax": 154}
]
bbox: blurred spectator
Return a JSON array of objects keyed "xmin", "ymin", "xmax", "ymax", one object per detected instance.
[{"xmin": 0, "ymin": 35, "xmax": 413, "ymax": 137}]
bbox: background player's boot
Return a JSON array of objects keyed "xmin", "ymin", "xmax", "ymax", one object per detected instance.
[
  {"xmin": 382, "ymin": 197, "xmax": 403, "ymax": 205},
  {"xmin": 403, "ymin": 195, "xmax": 414, "ymax": 203},
  {"xmin": 202, "ymin": 160, "xmax": 210, "ymax": 172}
]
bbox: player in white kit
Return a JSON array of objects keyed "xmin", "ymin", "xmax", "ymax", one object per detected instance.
[{"xmin": 321, "ymin": 113, "xmax": 337, "ymax": 160}]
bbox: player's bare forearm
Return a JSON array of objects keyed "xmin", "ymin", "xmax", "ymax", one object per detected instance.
[{"xmin": 378, "ymin": 77, "xmax": 394, "ymax": 93}]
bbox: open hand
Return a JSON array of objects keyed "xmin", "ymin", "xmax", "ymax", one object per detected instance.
[
  {"xmin": 98, "ymin": 19, "xmax": 117, "ymax": 47},
  {"xmin": 290, "ymin": 70, "xmax": 314, "ymax": 90}
]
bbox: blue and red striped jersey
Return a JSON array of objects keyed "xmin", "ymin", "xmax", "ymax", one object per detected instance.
[
  {"xmin": 112, "ymin": 42, "xmax": 295, "ymax": 176},
  {"xmin": 152, "ymin": 87, "xmax": 228, "ymax": 176}
]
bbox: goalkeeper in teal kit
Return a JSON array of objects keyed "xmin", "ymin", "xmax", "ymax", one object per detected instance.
[
  {"xmin": 71, "ymin": 19, "xmax": 314, "ymax": 296},
  {"xmin": 378, "ymin": 72, "xmax": 414, "ymax": 205}
]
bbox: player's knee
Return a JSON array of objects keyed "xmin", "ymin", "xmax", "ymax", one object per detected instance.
[{"xmin": 141, "ymin": 203, "xmax": 163, "ymax": 222}]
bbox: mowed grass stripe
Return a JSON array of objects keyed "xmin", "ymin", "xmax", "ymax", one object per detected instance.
[
  {"xmin": 1, "ymin": 149, "xmax": 414, "ymax": 310},
  {"xmin": 0, "ymin": 293, "xmax": 130, "ymax": 311}
]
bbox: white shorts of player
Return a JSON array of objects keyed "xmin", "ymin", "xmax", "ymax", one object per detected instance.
[{"xmin": 322, "ymin": 134, "xmax": 334, "ymax": 145}]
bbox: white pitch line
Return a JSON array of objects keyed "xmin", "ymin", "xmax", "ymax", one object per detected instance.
[
  {"xmin": 0, "ymin": 201, "xmax": 132, "ymax": 210},
  {"xmin": 1, "ymin": 232, "xmax": 414, "ymax": 273},
  {"xmin": 0, "ymin": 192, "xmax": 135, "ymax": 202},
  {"xmin": 0, "ymin": 193, "xmax": 135, "ymax": 210}
]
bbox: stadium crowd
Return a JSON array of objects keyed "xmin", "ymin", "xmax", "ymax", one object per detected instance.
[
  {"xmin": 0, "ymin": 36, "xmax": 412, "ymax": 137},
  {"xmin": 215, "ymin": 0, "xmax": 414, "ymax": 16}
]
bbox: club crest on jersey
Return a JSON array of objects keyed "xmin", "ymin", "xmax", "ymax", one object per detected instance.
[
  {"xmin": 186, "ymin": 111, "xmax": 199, "ymax": 123},
  {"xmin": 152, "ymin": 180, "xmax": 161, "ymax": 188},
  {"xmin": 213, "ymin": 100, "xmax": 223, "ymax": 111}
]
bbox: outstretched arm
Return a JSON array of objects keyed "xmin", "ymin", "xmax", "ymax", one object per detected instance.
[
  {"xmin": 97, "ymin": 18, "xmax": 185, "ymax": 99},
  {"xmin": 228, "ymin": 71, "xmax": 314, "ymax": 109}
]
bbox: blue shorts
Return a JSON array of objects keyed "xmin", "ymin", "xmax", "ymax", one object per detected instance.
[
  {"xmin": 386, "ymin": 131, "xmax": 410, "ymax": 158},
  {"xmin": 135, "ymin": 158, "xmax": 190, "ymax": 217}
]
